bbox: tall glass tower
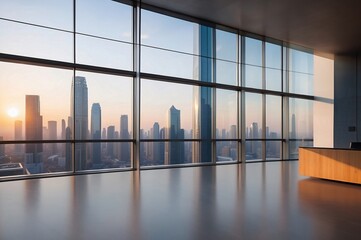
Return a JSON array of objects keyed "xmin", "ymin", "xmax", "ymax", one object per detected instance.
[
  {"xmin": 91, "ymin": 103, "xmax": 101, "ymax": 165},
  {"xmin": 165, "ymin": 105, "xmax": 184, "ymax": 165},
  {"xmin": 120, "ymin": 115, "xmax": 130, "ymax": 163},
  {"xmin": 71, "ymin": 76, "xmax": 88, "ymax": 170},
  {"xmin": 192, "ymin": 25, "xmax": 213, "ymax": 163},
  {"xmin": 151, "ymin": 122, "xmax": 160, "ymax": 164},
  {"xmin": 47, "ymin": 120, "xmax": 57, "ymax": 156}
]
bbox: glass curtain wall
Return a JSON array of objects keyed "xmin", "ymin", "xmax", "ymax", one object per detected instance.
[{"xmin": 0, "ymin": 0, "xmax": 314, "ymax": 178}]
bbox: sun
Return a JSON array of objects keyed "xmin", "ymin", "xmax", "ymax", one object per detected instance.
[{"xmin": 7, "ymin": 107, "xmax": 19, "ymax": 118}]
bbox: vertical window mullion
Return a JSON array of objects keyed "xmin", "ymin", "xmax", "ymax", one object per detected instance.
[
  {"xmin": 133, "ymin": 1, "xmax": 140, "ymax": 170},
  {"xmin": 262, "ymin": 41, "xmax": 266, "ymax": 161}
]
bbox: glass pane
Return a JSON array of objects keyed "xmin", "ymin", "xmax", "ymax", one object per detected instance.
[
  {"xmin": 266, "ymin": 95, "xmax": 281, "ymax": 139},
  {"xmin": 244, "ymin": 65, "xmax": 262, "ymax": 89},
  {"xmin": 216, "ymin": 29, "xmax": 237, "ymax": 62},
  {"xmin": 141, "ymin": 80, "xmax": 195, "ymax": 139},
  {"xmin": 0, "ymin": 62, "xmax": 72, "ymax": 141},
  {"xmin": 140, "ymin": 141, "xmax": 195, "ymax": 166},
  {"xmin": 0, "ymin": 143, "xmax": 73, "ymax": 176},
  {"xmin": 83, "ymin": 142, "xmax": 132, "ymax": 170},
  {"xmin": 289, "ymin": 48, "xmax": 314, "ymax": 74},
  {"xmin": 141, "ymin": 80, "xmax": 212, "ymax": 163},
  {"xmin": 266, "ymin": 141, "xmax": 281, "ymax": 160},
  {"xmin": 289, "ymin": 98, "xmax": 313, "ymax": 139},
  {"xmin": 265, "ymin": 42, "xmax": 281, "ymax": 69},
  {"xmin": 76, "ymin": 0, "xmax": 132, "ymax": 42},
  {"xmin": 0, "ymin": 0, "xmax": 73, "ymax": 30},
  {"xmin": 216, "ymin": 60, "xmax": 237, "ymax": 85},
  {"xmin": 289, "ymin": 140, "xmax": 313, "ymax": 159},
  {"xmin": 266, "ymin": 68, "xmax": 282, "ymax": 91},
  {"xmin": 141, "ymin": 9, "xmax": 195, "ymax": 54},
  {"xmin": 216, "ymin": 89, "xmax": 237, "ymax": 139},
  {"xmin": 245, "ymin": 141, "xmax": 262, "ymax": 161},
  {"xmin": 245, "ymin": 93, "xmax": 263, "ymax": 139},
  {"xmin": 216, "ymin": 141, "xmax": 237, "ymax": 162},
  {"xmin": 244, "ymin": 37, "xmax": 262, "ymax": 66},
  {"xmin": 74, "ymin": 72, "xmax": 133, "ymax": 141},
  {"xmin": 289, "ymin": 72, "xmax": 314, "ymax": 95},
  {"xmin": 76, "ymin": 34, "xmax": 133, "ymax": 70},
  {"xmin": 0, "ymin": 20, "xmax": 73, "ymax": 62},
  {"xmin": 141, "ymin": 46, "xmax": 194, "ymax": 79}
]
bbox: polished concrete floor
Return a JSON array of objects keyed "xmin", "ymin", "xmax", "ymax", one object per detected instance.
[{"xmin": 1, "ymin": 161, "xmax": 361, "ymax": 240}]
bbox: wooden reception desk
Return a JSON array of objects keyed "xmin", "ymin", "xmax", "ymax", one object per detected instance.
[{"xmin": 299, "ymin": 147, "xmax": 361, "ymax": 184}]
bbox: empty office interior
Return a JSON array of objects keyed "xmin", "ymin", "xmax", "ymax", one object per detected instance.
[
  {"xmin": 0, "ymin": 0, "xmax": 334, "ymax": 178},
  {"xmin": 7, "ymin": 0, "xmax": 361, "ymax": 240}
]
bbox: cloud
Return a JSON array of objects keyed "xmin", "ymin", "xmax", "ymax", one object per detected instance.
[
  {"xmin": 122, "ymin": 32, "xmax": 131, "ymax": 38},
  {"xmin": 141, "ymin": 34, "xmax": 149, "ymax": 40}
]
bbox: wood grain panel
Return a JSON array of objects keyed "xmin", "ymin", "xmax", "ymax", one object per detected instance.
[{"xmin": 299, "ymin": 147, "xmax": 361, "ymax": 184}]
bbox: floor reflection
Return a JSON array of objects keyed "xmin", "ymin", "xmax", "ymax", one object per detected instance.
[
  {"xmin": 299, "ymin": 178, "xmax": 361, "ymax": 239},
  {"xmin": 1, "ymin": 162, "xmax": 361, "ymax": 239}
]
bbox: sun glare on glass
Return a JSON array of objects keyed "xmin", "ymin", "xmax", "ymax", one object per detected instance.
[{"xmin": 7, "ymin": 107, "xmax": 19, "ymax": 118}]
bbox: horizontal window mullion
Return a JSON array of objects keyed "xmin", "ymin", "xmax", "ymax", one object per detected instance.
[
  {"xmin": 0, "ymin": 53, "xmax": 136, "ymax": 77},
  {"xmin": 0, "ymin": 139, "xmax": 135, "ymax": 144}
]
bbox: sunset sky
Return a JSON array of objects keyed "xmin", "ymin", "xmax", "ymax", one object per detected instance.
[{"xmin": 0, "ymin": 0, "xmax": 313, "ymax": 141}]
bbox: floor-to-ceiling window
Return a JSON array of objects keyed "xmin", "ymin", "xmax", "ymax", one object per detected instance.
[{"xmin": 0, "ymin": 0, "xmax": 314, "ymax": 179}]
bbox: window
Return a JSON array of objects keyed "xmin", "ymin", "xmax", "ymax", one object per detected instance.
[
  {"xmin": 289, "ymin": 98, "xmax": 313, "ymax": 159},
  {"xmin": 0, "ymin": 2, "xmax": 315, "ymax": 179},
  {"xmin": 0, "ymin": 62, "xmax": 73, "ymax": 174}
]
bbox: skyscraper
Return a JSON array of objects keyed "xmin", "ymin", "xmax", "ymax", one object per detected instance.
[
  {"xmin": 25, "ymin": 95, "xmax": 43, "ymax": 173},
  {"xmin": 91, "ymin": 103, "xmax": 101, "ymax": 165},
  {"xmin": 0, "ymin": 136, "xmax": 4, "ymax": 157},
  {"xmin": 291, "ymin": 113, "xmax": 296, "ymax": 139},
  {"xmin": 61, "ymin": 119, "xmax": 66, "ymax": 139},
  {"xmin": 120, "ymin": 115, "xmax": 130, "ymax": 163},
  {"xmin": 230, "ymin": 125, "xmax": 237, "ymax": 139},
  {"xmin": 14, "ymin": 120, "xmax": 22, "ymax": 154},
  {"xmin": 60, "ymin": 119, "xmax": 66, "ymax": 157},
  {"xmin": 65, "ymin": 126, "xmax": 72, "ymax": 171},
  {"xmin": 192, "ymin": 25, "xmax": 213, "ymax": 163},
  {"xmin": 48, "ymin": 121, "xmax": 57, "ymax": 155},
  {"xmin": 71, "ymin": 76, "xmax": 88, "ymax": 170},
  {"xmin": 107, "ymin": 126, "xmax": 115, "ymax": 158},
  {"xmin": 151, "ymin": 122, "xmax": 160, "ymax": 164},
  {"xmin": 165, "ymin": 106, "xmax": 184, "ymax": 165}
]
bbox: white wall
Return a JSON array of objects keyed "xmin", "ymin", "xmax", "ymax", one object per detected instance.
[{"xmin": 313, "ymin": 55, "xmax": 334, "ymax": 147}]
